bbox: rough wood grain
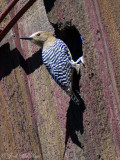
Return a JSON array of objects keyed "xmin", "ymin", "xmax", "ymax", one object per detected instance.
[{"xmin": 0, "ymin": 0, "xmax": 120, "ymax": 159}]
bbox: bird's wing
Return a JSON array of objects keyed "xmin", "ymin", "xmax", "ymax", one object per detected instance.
[
  {"xmin": 50, "ymin": 39, "xmax": 73, "ymax": 93},
  {"xmin": 42, "ymin": 39, "xmax": 73, "ymax": 94}
]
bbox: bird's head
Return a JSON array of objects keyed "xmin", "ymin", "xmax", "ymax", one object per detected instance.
[{"xmin": 20, "ymin": 31, "xmax": 56, "ymax": 48}]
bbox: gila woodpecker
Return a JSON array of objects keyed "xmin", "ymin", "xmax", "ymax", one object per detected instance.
[{"xmin": 20, "ymin": 31, "xmax": 84, "ymax": 105}]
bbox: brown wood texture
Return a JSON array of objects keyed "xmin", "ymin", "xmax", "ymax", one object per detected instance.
[{"xmin": 0, "ymin": 0, "xmax": 120, "ymax": 159}]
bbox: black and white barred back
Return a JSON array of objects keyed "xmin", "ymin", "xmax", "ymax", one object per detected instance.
[
  {"xmin": 42, "ymin": 39, "xmax": 72, "ymax": 92},
  {"xmin": 42, "ymin": 39, "xmax": 81, "ymax": 105}
]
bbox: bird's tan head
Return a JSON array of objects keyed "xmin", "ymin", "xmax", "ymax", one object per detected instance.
[{"xmin": 20, "ymin": 31, "xmax": 55, "ymax": 48}]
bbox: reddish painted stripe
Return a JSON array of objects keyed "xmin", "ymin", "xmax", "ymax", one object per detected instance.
[
  {"xmin": 85, "ymin": 0, "xmax": 120, "ymax": 154},
  {"xmin": 93, "ymin": 0, "xmax": 120, "ymax": 121}
]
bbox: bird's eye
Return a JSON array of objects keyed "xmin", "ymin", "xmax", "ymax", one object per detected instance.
[{"xmin": 37, "ymin": 33, "xmax": 40, "ymax": 36}]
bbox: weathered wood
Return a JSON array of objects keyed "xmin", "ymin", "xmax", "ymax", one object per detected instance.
[{"xmin": 0, "ymin": 0, "xmax": 120, "ymax": 159}]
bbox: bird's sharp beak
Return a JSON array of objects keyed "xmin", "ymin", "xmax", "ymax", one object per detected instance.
[{"xmin": 20, "ymin": 36, "xmax": 33, "ymax": 40}]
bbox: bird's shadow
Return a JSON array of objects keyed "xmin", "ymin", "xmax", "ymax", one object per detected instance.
[
  {"xmin": 51, "ymin": 21, "xmax": 86, "ymax": 155},
  {"xmin": 64, "ymin": 99, "xmax": 85, "ymax": 153},
  {"xmin": 0, "ymin": 43, "xmax": 43, "ymax": 81}
]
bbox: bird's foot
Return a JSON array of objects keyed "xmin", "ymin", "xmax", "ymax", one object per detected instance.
[
  {"xmin": 79, "ymin": 56, "xmax": 85, "ymax": 68},
  {"xmin": 70, "ymin": 56, "xmax": 85, "ymax": 68}
]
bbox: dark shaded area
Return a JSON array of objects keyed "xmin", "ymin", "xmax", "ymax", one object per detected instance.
[
  {"xmin": 43, "ymin": 0, "xmax": 56, "ymax": 13},
  {"xmin": 0, "ymin": 43, "xmax": 43, "ymax": 80},
  {"xmin": 97, "ymin": 155, "xmax": 104, "ymax": 160},
  {"xmin": 89, "ymin": 72, "xmax": 94, "ymax": 80},
  {"xmin": 64, "ymin": 99, "xmax": 85, "ymax": 157},
  {"xmin": 52, "ymin": 21, "xmax": 83, "ymax": 61}
]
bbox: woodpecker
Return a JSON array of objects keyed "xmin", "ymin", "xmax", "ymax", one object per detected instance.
[{"xmin": 20, "ymin": 31, "xmax": 84, "ymax": 105}]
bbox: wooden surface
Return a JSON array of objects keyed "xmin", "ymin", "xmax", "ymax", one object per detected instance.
[{"xmin": 0, "ymin": 0, "xmax": 120, "ymax": 159}]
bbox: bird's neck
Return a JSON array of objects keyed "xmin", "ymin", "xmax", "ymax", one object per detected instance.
[{"xmin": 42, "ymin": 36, "xmax": 56, "ymax": 50}]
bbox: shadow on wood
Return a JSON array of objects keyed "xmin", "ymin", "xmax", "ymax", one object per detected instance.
[{"xmin": 0, "ymin": 43, "xmax": 43, "ymax": 80}]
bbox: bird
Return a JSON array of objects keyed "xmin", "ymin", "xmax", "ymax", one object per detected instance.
[{"xmin": 20, "ymin": 31, "xmax": 84, "ymax": 105}]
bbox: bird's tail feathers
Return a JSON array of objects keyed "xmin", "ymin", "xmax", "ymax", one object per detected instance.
[{"xmin": 73, "ymin": 64, "xmax": 81, "ymax": 74}]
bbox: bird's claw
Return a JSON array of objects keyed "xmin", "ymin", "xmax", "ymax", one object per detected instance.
[{"xmin": 70, "ymin": 56, "xmax": 85, "ymax": 68}]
